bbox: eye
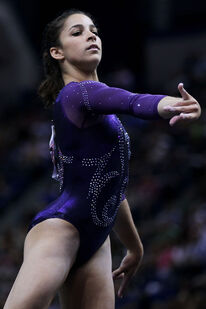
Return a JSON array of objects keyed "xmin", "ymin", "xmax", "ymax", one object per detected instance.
[
  {"xmin": 72, "ymin": 32, "xmax": 81, "ymax": 36},
  {"xmin": 92, "ymin": 31, "xmax": 99, "ymax": 36}
]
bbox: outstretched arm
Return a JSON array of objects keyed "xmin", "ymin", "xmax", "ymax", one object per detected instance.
[
  {"xmin": 59, "ymin": 81, "xmax": 201, "ymax": 126},
  {"xmin": 157, "ymin": 83, "xmax": 201, "ymax": 126},
  {"xmin": 112, "ymin": 199, "xmax": 143, "ymax": 298}
]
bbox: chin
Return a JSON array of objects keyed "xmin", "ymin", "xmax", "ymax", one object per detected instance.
[{"xmin": 80, "ymin": 57, "xmax": 101, "ymax": 72}]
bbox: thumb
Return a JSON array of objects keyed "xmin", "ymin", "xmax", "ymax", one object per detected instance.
[{"xmin": 178, "ymin": 83, "xmax": 190, "ymax": 100}]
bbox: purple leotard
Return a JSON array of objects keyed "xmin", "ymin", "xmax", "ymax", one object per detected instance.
[{"xmin": 28, "ymin": 81, "xmax": 165, "ymax": 266}]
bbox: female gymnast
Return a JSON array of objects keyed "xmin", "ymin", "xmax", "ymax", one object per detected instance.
[{"xmin": 4, "ymin": 8, "xmax": 201, "ymax": 309}]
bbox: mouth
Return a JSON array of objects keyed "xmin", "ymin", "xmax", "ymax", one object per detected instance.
[{"xmin": 86, "ymin": 44, "xmax": 100, "ymax": 50}]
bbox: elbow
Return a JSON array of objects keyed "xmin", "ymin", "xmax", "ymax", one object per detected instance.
[{"xmin": 139, "ymin": 242, "xmax": 144, "ymax": 260}]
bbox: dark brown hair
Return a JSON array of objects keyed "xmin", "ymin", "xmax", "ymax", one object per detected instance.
[{"xmin": 38, "ymin": 9, "xmax": 96, "ymax": 108}]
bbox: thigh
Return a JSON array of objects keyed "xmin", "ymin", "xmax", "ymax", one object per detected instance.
[
  {"xmin": 59, "ymin": 236, "xmax": 115, "ymax": 309},
  {"xmin": 4, "ymin": 218, "xmax": 80, "ymax": 309}
]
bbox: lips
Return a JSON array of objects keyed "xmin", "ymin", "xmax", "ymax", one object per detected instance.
[{"xmin": 86, "ymin": 44, "xmax": 99, "ymax": 50}]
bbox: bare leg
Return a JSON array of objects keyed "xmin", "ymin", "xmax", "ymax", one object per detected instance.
[
  {"xmin": 4, "ymin": 218, "xmax": 79, "ymax": 309},
  {"xmin": 59, "ymin": 236, "xmax": 115, "ymax": 309}
]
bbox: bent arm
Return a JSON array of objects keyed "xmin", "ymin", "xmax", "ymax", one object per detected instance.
[
  {"xmin": 113, "ymin": 199, "xmax": 143, "ymax": 257},
  {"xmin": 112, "ymin": 198, "xmax": 143, "ymax": 297}
]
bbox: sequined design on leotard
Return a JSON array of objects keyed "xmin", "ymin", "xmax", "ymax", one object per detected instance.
[
  {"xmin": 49, "ymin": 124, "xmax": 73, "ymax": 191},
  {"xmin": 82, "ymin": 146, "xmax": 119, "ymax": 227},
  {"xmin": 78, "ymin": 81, "xmax": 93, "ymax": 112},
  {"xmin": 80, "ymin": 117, "xmax": 131, "ymax": 228},
  {"xmin": 56, "ymin": 147, "xmax": 74, "ymax": 191}
]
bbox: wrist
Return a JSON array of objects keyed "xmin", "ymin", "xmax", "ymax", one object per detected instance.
[
  {"xmin": 127, "ymin": 241, "xmax": 144, "ymax": 259},
  {"xmin": 158, "ymin": 96, "xmax": 180, "ymax": 119}
]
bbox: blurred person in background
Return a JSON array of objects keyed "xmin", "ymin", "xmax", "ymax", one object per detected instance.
[{"xmin": 3, "ymin": 8, "xmax": 201, "ymax": 309}]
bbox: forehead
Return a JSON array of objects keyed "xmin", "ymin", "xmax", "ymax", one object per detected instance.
[{"xmin": 64, "ymin": 13, "xmax": 95, "ymax": 29}]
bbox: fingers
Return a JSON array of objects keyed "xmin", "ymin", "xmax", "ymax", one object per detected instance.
[
  {"xmin": 113, "ymin": 252, "xmax": 141, "ymax": 298},
  {"xmin": 117, "ymin": 271, "xmax": 133, "ymax": 298},
  {"xmin": 172, "ymin": 100, "xmax": 196, "ymax": 107},
  {"xmin": 178, "ymin": 83, "xmax": 190, "ymax": 100},
  {"xmin": 169, "ymin": 115, "xmax": 181, "ymax": 126},
  {"xmin": 163, "ymin": 104, "xmax": 199, "ymax": 114},
  {"xmin": 169, "ymin": 113, "xmax": 196, "ymax": 126},
  {"xmin": 112, "ymin": 266, "xmax": 124, "ymax": 279},
  {"xmin": 113, "ymin": 266, "xmax": 126, "ymax": 298},
  {"xmin": 114, "ymin": 273, "xmax": 124, "ymax": 279},
  {"xmin": 113, "ymin": 266, "xmax": 130, "ymax": 298},
  {"xmin": 113, "ymin": 266, "xmax": 135, "ymax": 298}
]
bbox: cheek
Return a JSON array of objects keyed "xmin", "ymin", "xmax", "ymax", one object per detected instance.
[
  {"xmin": 63, "ymin": 39, "xmax": 83, "ymax": 57},
  {"xmin": 97, "ymin": 37, "xmax": 102, "ymax": 48}
]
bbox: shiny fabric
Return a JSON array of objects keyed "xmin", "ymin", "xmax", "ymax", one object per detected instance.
[{"xmin": 28, "ymin": 81, "xmax": 165, "ymax": 266}]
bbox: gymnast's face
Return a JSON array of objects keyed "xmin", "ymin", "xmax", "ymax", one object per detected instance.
[{"xmin": 53, "ymin": 14, "xmax": 102, "ymax": 73}]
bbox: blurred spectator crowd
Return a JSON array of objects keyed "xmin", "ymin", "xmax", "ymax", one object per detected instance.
[{"xmin": 1, "ymin": 3, "xmax": 206, "ymax": 309}]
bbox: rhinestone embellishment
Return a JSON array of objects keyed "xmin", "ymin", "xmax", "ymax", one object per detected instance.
[
  {"xmin": 82, "ymin": 117, "xmax": 130, "ymax": 227},
  {"xmin": 82, "ymin": 146, "xmax": 120, "ymax": 227},
  {"xmin": 49, "ymin": 124, "xmax": 74, "ymax": 191},
  {"xmin": 56, "ymin": 147, "xmax": 74, "ymax": 191},
  {"xmin": 79, "ymin": 81, "xmax": 93, "ymax": 112}
]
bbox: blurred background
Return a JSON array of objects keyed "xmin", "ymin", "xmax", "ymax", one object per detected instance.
[{"xmin": 0, "ymin": 0, "xmax": 206, "ymax": 308}]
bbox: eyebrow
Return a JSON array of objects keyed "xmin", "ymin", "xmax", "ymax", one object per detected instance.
[{"xmin": 69, "ymin": 24, "xmax": 97, "ymax": 31}]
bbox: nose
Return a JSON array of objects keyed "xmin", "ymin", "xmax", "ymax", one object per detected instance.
[{"xmin": 87, "ymin": 31, "xmax": 96, "ymax": 41}]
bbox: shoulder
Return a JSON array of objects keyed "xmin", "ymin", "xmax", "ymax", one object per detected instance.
[
  {"xmin": 77, "ymin": 80, "xmax": 108, "ymax": 89},
  {"xmin": 57, "ymin": 80, "xmax": 109, "ymax": 100}
]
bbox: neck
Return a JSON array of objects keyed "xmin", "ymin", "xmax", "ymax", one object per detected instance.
[{"xmin": 62, "ymin": 64, "xmax": 99, "ymax": 85}]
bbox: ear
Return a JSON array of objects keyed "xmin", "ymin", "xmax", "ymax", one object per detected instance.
[{"xmin": 50, "ymin": 46, "xmax": 65, "ymax": 60}]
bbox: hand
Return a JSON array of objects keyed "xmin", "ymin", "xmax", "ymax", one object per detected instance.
[
  {"xmin": 112, "ymin": 250, "xmax": 142, "ymax": 298},
  {"xmin": 163, "ymin": 83, "xmax": 201, "ymax": 127}
]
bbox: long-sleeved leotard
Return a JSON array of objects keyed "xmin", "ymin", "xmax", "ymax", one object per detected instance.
[{"xmin": 28, "ymin": 80, "xmax": 165, "ymax": 267}]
